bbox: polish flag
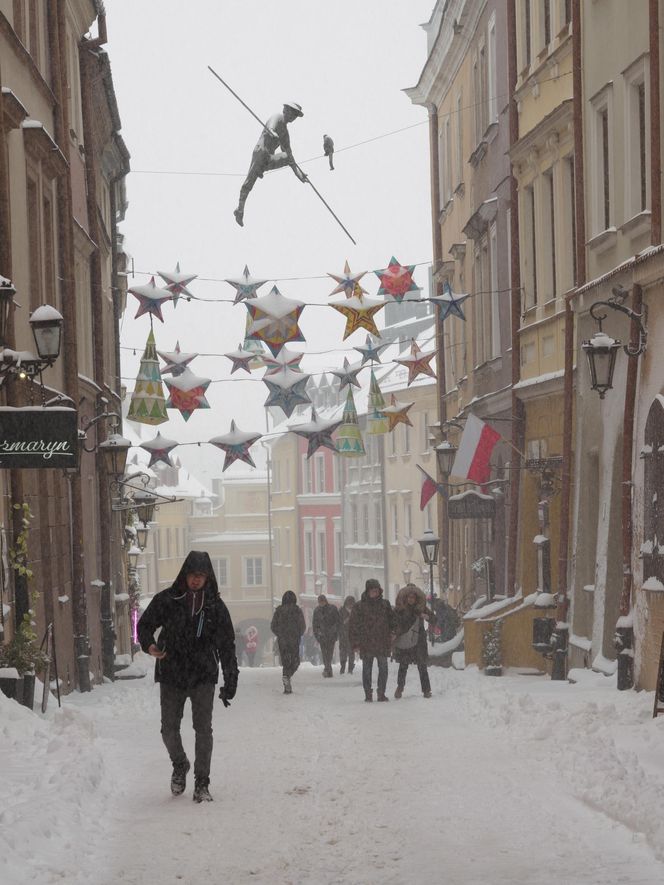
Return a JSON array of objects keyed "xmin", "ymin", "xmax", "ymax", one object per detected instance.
[
  {"xmin": 450, "ymin": 414, "xmax": 501, "ymax": 485},
  {"xmin": 417, "ymin": 464, "xmax": 443, "ymax": 510}
]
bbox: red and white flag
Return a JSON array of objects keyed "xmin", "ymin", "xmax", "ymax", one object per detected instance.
[
  {"xmin": 450, "ymin": 414, "xmax": 500, "ymax": 485},
  {"xmin": 417, "ymin": 464, "xmax": 444, "ymax": 510}
]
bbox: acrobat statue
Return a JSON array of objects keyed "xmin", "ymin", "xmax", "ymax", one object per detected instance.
[{"xmin": 234, "ymin": 101, "xmax": 308, "ymax": 226}]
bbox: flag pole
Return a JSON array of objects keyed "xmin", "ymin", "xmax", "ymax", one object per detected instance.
[{"xmin": 207, "ymin": 66, "xmax": 357, "ymax": 245}]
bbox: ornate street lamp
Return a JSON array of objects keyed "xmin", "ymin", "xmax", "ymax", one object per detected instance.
[
  {"xmin": 435, "ymin": 440, "xmax": 458, "ymax": 475},
  {"xmin": 0, "ymin": 276, "xmax": 16, "ymax": 345},
  {"xmin": 127, "ymin": 544, "xmax": 141, "ymax": 570},
  {"xmin": 582, "ymin": 288, "xmax": 647, "ymax": 399},
  {"xmin": 418, "ymin": 529, "xmax": 440, "ymax": 645},
  {"xmin": 28, "ymin": 304, "xmax": 63, "ymax": 364},
  {"xmin": 98, "ymin": 432, "xmax": 132, "ymax": 478},
  {"xmin": 135, "ymin": 521, "xmax": 149, "ymax": 551},
  {"xmin": 133, "ymin": 489, "xmax": 157, "ymax": 525}
]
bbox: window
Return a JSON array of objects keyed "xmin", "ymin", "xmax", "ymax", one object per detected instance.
[
  {"xmin": 332, "ymin": 456, "xmax": 340, "ymax": 491},
  {"xmin": 487, "ymin": 13, "xmax": 497, "ymax": 123},
  {"xmin": 544, "ymin": 0, "xmax": 552, "ymax": 47},
  {"xmin": 284, "ymin": 527, "xmax": 291, "ymax": 564},
  {"xmin": 334, "ymin": 528, "xmax": 342, "ymax": 575},
  {"xmin": 304, "ymin": 530, "xmax": 314, "ymax": 572},
  {"xmin": 375, "ymin": 503, "xmax": 383, "ymax": 545},
  {"xmin": 425, "ymin": 502, "xmax": 432, "ymax": 531},
  {"xmin": 26, "ymin": 177, "xmax": 41, "ymax": 311},
  {"xmin": 404, "ymin": 502, "xmax": 412, "ymax": 541},
  {"xmin": 362, "ymin": 502, "xmax": 370, "ymax": 543},
  {"xmin": 641, "ymin": 397, "xmax": 664, "ymax": 585},
  {"xmin": 523, "ymin": 0, "xmax": 532, "ymax": 69},
  {"xmin": 390, "ymin": 426, "xmax": 398, "ymax": 456},
  {"xmin": 523, "ymin": 185, "xmax": 538, "ymax": 309},
  {"xmin": 285, "ymin": 459, "xmax": 291, "ymax": 491},
  {"xmin": 315, "ymin": 455, "xmax": 326, "ymax": 493},
  {"xmin": 421, "ymin": 411, "xmax": 429, "ymax": 452},
  {"xmin": 601, "ymin": 107, "xmax": 610, "ymax": 229},
  {"xmin": 272, "ymin": 460, "xmax": 280, "ymax": 493},
  {"xmin": 245, "ymin": 557, "xmax": 263, "ymax": 586},
  {"xmin": 445, "ymin": 116, "xmax": 453, "ymax": 203},
  {"xmin": 438, "ymin": 122, "xmax": 447, "ymax": 210},
  {"xmin": 213, "ymin": 558, "xmax": 228, "ymax": 586},
  {"xmin": 543, "ymin": 168, "xmax": 557, "ymax": 300},
  {"xmin": 403, "ymin": 420, "xmax": 411, "ymax": 454},
  {"xmin": 273, "ymin": 527, "xmax": 281, "ymax": 563},
  {"xmin": 489, "ymin": 222, "xmax": 500, "ymax": 358},
  {"xmin": 565, "ymin": 157, "xmax": 577, "ymax": 289},
  {"xmin": 624, "ymin": 62, "xmax": 649, "ymax": 219},
  {"xmin": 302, "ymin": 455, "xmax": 312, "ymax": 493},
  {"xmin": 352, "ymin": 503, "xmax": 359, "ymax": 544},
  {"xmin": 591, "ymin": 87, "xmax": 613, "ymax": 234},
  {"xmin": 317, "ymin": 529, "xmax": 327, "ymax": 574},
  {"xmin": 456, "ymin": 92, "xmax": 464, "ymax": 186},
  {"xmin": 564, "ymin": 0, "xmax": 572, "ymax": 26},
  {"xmin": 391, "ymin": 503, "xmax": 398, "ymax": 543}
]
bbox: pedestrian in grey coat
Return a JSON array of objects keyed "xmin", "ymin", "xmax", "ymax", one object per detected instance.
[{"xmin": 271, "ymin": 590, "xmax": 306, "ymax": 694}]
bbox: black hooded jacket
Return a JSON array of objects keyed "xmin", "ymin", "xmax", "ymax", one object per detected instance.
[
  {"xmin": 270, "ymin": 590, "xmax": 306, "ymax": 651},
  {"xmin": 138, "ymin": 551, "xmax": 238, "ymax": 692}
]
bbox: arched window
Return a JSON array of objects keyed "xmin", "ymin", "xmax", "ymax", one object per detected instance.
[{"xmin": 641, "ymin": 396, "xmax": 664, "ymax": 585}]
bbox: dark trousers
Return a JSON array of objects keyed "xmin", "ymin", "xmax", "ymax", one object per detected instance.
[
  {"xmin": 319, "ymin": 638, "xmax": 336, "ymax": 674},
  {"xmin": 339, "ymin": 638, "xmax": 354, "ymax": 672},
  {"xmin": 160, "ymin": 682, "xmax": 215, "ymax": 780},
  {"xmin": 362, "ymin": 655, "xmax": 388, "ymax": 696},
  {"xmin": 279, "ymin": 644, "xmax": 301, "ymax": 679},
  {"xmin": 397, "ymin": 662, "xmax": 431, "ymax": 694}
]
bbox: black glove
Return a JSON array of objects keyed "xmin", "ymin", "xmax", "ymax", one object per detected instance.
[{"xmin": 218, "ymin": 686, "xmax": 232, "ymax": 708}]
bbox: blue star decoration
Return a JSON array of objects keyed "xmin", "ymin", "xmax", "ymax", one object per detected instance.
[
  {"xmin": 431, "ymin": 281, "xmax": 471, "ymax": 321},
  {"xmin": 331, "ymin": 357, "xmax": 362, "ymax": 391},
  {"xmin": 139, "ymin": 431, "xmax": 179, "ymax": 468},
  {"xmin": 289, "ymin": 407, "xmax": 343, "ymax": 459},
  {"xmin": 209, "ymin": 420, "xmax": 262, "ymax": 471},
  {"xmin": 263, "ymin": 367, "xmax": 311, "ymax": 418},
  {"xmin": 353, "ymin": 334, "xmax": 387, "ymax": 366},
  {"xmin": 225, "ymin": 265, "xmax": 269, "ymax": 304},
  {"xmin": 224, "ymin": 343, "xmax": 257, "ymax": 375},
  {"xmin": 129, "ymin": 276, "xmax": 173, "ymax": 322}
]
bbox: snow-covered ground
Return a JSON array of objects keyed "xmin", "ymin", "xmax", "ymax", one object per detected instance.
[{"xmin": 3, "ymin": 659, "xmax": 664, "ymax": 885}]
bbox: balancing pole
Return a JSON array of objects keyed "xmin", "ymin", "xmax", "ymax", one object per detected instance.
[{"xmin": 208, "ymin": 66, "xmax": 357, "ymax": 245}]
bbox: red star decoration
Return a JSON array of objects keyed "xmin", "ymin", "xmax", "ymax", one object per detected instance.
[
  {"xmin": 374, "ymin": 257, "xmax": 419, "ymax": 302},
  {"xmin": 394, "ymin": 339, "xmax": 437, "ymax": 386}
]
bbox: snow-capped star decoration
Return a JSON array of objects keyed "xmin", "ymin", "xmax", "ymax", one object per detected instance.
[
  {"xmin": 353, "ymin": 334, "xmax": 387, "ymax": 366},
  {"xmin": 261, "ymin": 345, "xmax": 304, "ymax": 376},
  {"xmin": 330, "ymin": 295, "xmax": 384, "ymax": 340},
  {"xmin": 225, "ymin": 265, "xmax": 269, "ymax": 304},
  {"xmin": 245, "ymin": 285, "xmax": 306, "ymax": 356},
  {"xmin": 139, "ymin": 431, "xmax": 179, "ymax": 468},
  {"xmin": 224, "ymin": 343, "xmax": 257, "ymax": 375},
  {"xmin": 263, "ymin": 366, "xmax": 312, "ymax": 418},
  {"xmin": 129, "ymin": 277, "xmax": 173, "ymax": 322},
  {"xmin": 157, "ymin": 341, "xmax": 198, "ymax": 376},
  {"xmin": 331, "ymin": 357, "xmax": 362, "ymax": 392},
  {"xmin": 374, "ymin": 256, "xmax": 419, "ymax": 302},
  {"xmin": 289, "ymin": 407, "xmax": 343, "ymax": 459},
  {"xmin": 327, "ymin": 260, "xmax": 368, "ymax": 299},
  {"xmin": 164, "ymin": 368, "xmax": 211, "ymax": 421},
  {"xmin": 209, "ymin": 420, "xmax": 262, "ymax": 471},
  {"xmin": 382, "ymin": 393, "xmax": 414, "ymax": 432},
  {"xmin": 394, "ymin": 339, "xmax": 437, "ymax": 386},
  {"xmin": 430, "ymin": 281, "xmax": 471, "ymax": 321},
  {"xmin": 157, "ymin": 263, "xmax": 197, "ymax": 307}
]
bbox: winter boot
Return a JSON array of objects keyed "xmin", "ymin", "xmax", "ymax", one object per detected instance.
[
  {"xmin": 364, "ymin": 690, "xmax": 373, "ymax": 702},
  {"xmin": 170, "ymin": 758, "xmax": 190, "ymax": 796},
  {"xmin": 394, "ymin": 686, "xmax": 403, "ymax": 699},
  {"xmin": 423, "ymin": 690, "xmax": 432, "ymax": 699},
  {"xmin": 283, "ymin": 675, "xmax": 292, "ymax": 694},
  {"xmin": 193, "ymin": 777, "xmax": 213, "ymax": 803},
  {"xmin": 377, "ymin": 693, "xmax": 389, "ymax": 702},
  {"xmin": 340, "ymin": 663, "xmax": 346, "ymax": 674}
]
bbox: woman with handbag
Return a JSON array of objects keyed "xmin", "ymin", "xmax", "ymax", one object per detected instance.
[{"xmin": 392, "ymin": 584, "xmax": 434, "ymax": 699}]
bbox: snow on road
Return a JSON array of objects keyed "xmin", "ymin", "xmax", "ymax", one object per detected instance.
[{"xmin": 3, "ymin": 660, "xmax": 664, "ymax": 885}]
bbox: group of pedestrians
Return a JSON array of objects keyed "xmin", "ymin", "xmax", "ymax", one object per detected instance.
[{"xmin": 270, "ymin": 578, "xmax": 435, "ymax": 702}]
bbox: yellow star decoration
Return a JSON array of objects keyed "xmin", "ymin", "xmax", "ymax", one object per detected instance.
[
  {"xmin": 382, "ymin": 393, "xmax": 414, "ymax": 432},
  {"xmin": 330, "ymin": 295, "xmax": 384, "ymax": 340}
]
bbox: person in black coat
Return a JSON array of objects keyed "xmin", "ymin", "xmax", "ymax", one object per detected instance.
[
  {"xmin": 393, "ymin": 584, "xmax": 434, "ymax": 699},
  {"xmin": 349, "ymin": 579, "xmax": 396, "ymax": 702},
  {"xmin": 138, "ymin": 551, "xmax": 238, "ymax": 803},
  {"xmin": 270, "ymin": 590, "xmax": 306, "ymax": 693},
  {"xmin": 312, "ymin": 594, "xmax": 340, "ymax": 677},
  {"xmin": 338, "ymin": 595, "xmax": 356, "ymax": 674}
]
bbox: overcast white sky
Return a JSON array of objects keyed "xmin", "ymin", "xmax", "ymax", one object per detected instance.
[{"xmin": 104, "ymin": 0, "xmax": 435, "ymax": 482}]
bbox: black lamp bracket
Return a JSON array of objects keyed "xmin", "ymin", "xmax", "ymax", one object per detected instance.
[{"xmin": 589, "ymin": 293, "xmax": 647, "ymax": 357}]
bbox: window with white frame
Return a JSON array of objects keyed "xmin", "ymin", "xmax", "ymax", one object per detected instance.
[
  {"xmin": 272, "ymin": 459, "xmax": 280, "ymax": 493},
  {"xmin": 334, "ymin": 525, "xmax": 342, "ymax": 574},
  {"xmin": 352, "ymin": 503, "xmax": 359, "ymax": 544},
  {"xmin": 284, "ymin": 458, "xmax": 290, "ymax": 491},
  {"xmin": 439, "ymin": 122, "xmax": 447, "ymax": 210},
  {"xmin": 489, "ymin": 222, "xmax": 501, "ymax": 358},
  {"xmin": 391, "ymin": 502, "xmax": 399, "ymax": 543},
  {"xmin": 456, "ymin": 92, "xmax": 464, "ymax": 187},
  {"xmin": 543, "ymin": 0, "xmax": 552, "ymax": 48},
  {"xmin": 624, "ymin": 59, "xmax": 649, "ymax": 220},
  {"xmin": 315, "ymin": 454, "xmax": 326, "ymax": 493},
  {"xmin": 505, "ymin": 207, "xmax": 513, "ymax": 346},
  {"xmin": 273, "ymin": 527, "xmax": 281, "ymax": 563},
  {"xmin": 213, "ymin": 558, "xmax": 228, "ymax": 586},
  {"xmin": 390, "ymin": 425, "xmax": 398, "ymax": 456},
  {"xmin": 285, "ymin": 527, "xmax": 291, "ymax": 564},
  {"xmin": 304, "ymin": 529, "xmax": 314, "ymax": 572},
  {"xmin": 362, "ymin": 502, "xmax": 370, "ymax": 543},
  {"xmin": 332, "ymin": 456, "xmax": 340, "ymax": 491},
  {"xmin": 375, "ymin": 502, "xmax": 383, "ymax": 545},
  {"xmin": 563, "ymin": 157, "xmax": 577, "ymax": 291},
  {"xmin": 522, "ymin": 0, "xmax": 532, "ymax": 70},
  {"xmin": 542, "ymin": 167, "xmax": 557, "ymax": 300},
  {"xmin": 445, "ymin": 116, "xmax": 453, "ymax": 203},
  {"xmin": 317, "ymin": 528, "xmax": 327, "ymax": 574},
  {"xmin": 403, "ymin": 420, "xmax": 411, "ymax": 454},
  {"xmin": 487, "ymin": 12, "xmax": 497, "ymax": 124},
  {"xmin": 522, "ymin": 184, "xmax": 538, "ymax": 308},
  {"xmin": 302, "ymin": 455, "xmax": 312, "ymax": 494},
  {"xmin": 591, "ymin": 87, "xmax": 613, "ymax": 234},
  {"xmin": 421, "ymin": 411, "xmax": 429, "ymax": 453},
  {"xmin": 245, "ymin": 557, "xmax": 263, "ymax": 586},
  {"xmin": 404, "ymin": 501, "xmax": 412, "ymax": 541},
  {"xmin": 425, "ymin": 502, "xmax": 432, "ymax": 531}
]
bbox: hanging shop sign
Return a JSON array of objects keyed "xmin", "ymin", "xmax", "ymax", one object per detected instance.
[
  {"xmin": 448, "ymin": 490, "xmax": 496, "ymax": 520},
  {"xmin": 0, "ymin": 407, "xmax": 79, "ymax": 469}
]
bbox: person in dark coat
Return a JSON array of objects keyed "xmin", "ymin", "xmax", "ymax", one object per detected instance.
[
  {"xmin": 393, "ymin": 584, "xmax": 434, "ymax": 699},
  {"xmin": 338, "ymin": 595, "xmax": 356, "ymax": 674},
  {"xmin": 312, "ymin": 594, "xmax": 340, "ymax": 677},
  {"xmin": 270, "ymin": 590, "xmax": 306, "ymax": 694},
  {"xmin": 348, "ymin": 578, "xmax": 396, "ymax": 702},
  {"xmin": 138, "ymin": 551, "xmax": 238, "ymax": 803}
]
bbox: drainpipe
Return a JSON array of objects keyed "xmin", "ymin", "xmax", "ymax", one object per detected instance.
[
  {"xmin": 615, "ymin": 283, "xmax": 643, "ymax": 690},
  {"xmin": 79, "ymin": 33, "xmax": 114, "ymax": 681},
  {"xmin": 427, "ymin": 104, "xmax": 449, "ymax": 586},
  {"xmin": 47, "ymin": 0, "xmax": 91, "ymax": 691},
  {"xmin": 506, "ymin": 0, "xmax": 523, "ymax": 597},
  {"xmin": 650, "ymin": 0, "xmax": 661, "ymax": 245}
]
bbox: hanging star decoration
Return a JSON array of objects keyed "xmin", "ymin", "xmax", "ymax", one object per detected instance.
[
  {"xmin": 139, "ymin": 431, "xmax": 179, "ymax": 468},
  {"xmin": 374, "ymin": 256, "xmax": 419, "ymax": 302},
  {"xmin": 327, "ymin": 260, "xmax": 368, "ymax": 299},
  {"xmin": 263, "ymin": 366, "xmax": 312, "ymax": 418},
  {"xmin": 245, "ymin": 285, "xmax": 306, "ymax": 356},
  {"xmin": 330, "ymin": 294, "xmax": 384, "ymax": 340},
  {"xmin": 129, "ymin": 277, "xmax": 173, "ymax": 322},
  {"xmin": 394, "ymin": 338, "xmax": 437, "ymax": 386},
  {"xmin": 224, "ymin": 343, "xmax": 257, "ymax": 375},
  {"xmin": 353, "ymin": 334, "xmax": 387, "ymax": 366},
  {"xmin": 157, "ymin": 341, "xmax": 198, "ymax": 376},
  {"xmin": 157, "ymin": 263, "xmax": 197, "ymax": 307},
  {"xmin": 261, "ymin": 345, "xmax": 304, "ymax": 376},
  {"xmin": 289, "ymin": 407, "xmax": 343, "ymax": 459},
  {"xmin": 225, "ymin": 265, "xmax": 269, "ymax": 304},
  {"xmin": 209, "ymin": 420, "xmax": 262, "ymax": 471},
  {"xmin": 331, "ymin": 357, "xmax": 362, "ymax": 391},
  {"xmin": 431, "ymin": 280, "xmax": 471, "ymax": 320},
  {"xmin": 382, "ymin": 393, "xmax": 414, "ymax": 432},
  {"xmin": 164, "ymin": 368, "xmax": 211, "ymax": 421}
]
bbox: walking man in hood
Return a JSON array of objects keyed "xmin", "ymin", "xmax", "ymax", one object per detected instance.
[
  {"xmin": 271, "ymin": 590, "xmax": 306, "ymax": 694},
  {"xmin": 312, "ymin": 594, "xmax": 340, "ymax": 677},
  {"xmin": 138, "ymin": 551, "xmax": 238, "ymax": 803},
  {"xmin": 349, "ymin": 579, "xmax": 396, "ymax": 702}
]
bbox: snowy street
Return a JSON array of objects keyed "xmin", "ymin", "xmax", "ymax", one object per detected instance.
[{"xmin": 4, "ymin": 661, "xmax": 664, "ymax": 885}]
